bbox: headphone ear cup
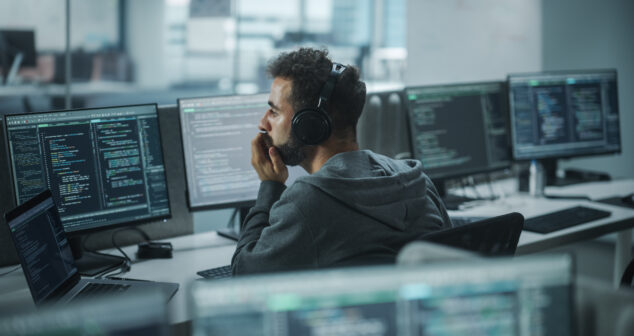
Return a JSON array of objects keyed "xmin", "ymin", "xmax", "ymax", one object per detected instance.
[{"xmin": 292, "ymin": 108, "xmax": 332, "ymax": 145}]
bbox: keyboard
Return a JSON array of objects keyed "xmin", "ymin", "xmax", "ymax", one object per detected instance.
[
  {"xmin": 524, "ymin": 206, "xmax": 611, "ymax": 234},
  {"xmin": 197, "ymin": 265, "xmax": 232, "ymax": 279},
  {"xmin": 73, "ymin": 283, "xmax": 131, "ymax": 301},
  {"xmin": 450, "ymin": 216, "xmax": 487, "ymax": 227}
]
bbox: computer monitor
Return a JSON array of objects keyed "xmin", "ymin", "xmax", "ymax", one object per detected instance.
[
  {"xmin": 0, "ymin": 30, "xmax": 37, "ymax": 84},
  {"xmin": 178, "ymin": 94, "xmax": 306, "ymax": 210},
  {"xmin": 405, "ymin": 82, "xmax": 512, "ymax": 203},
  {"xmin": 508, "ymin": 69, "xmax": 620, "ymax": 187},
  {"xmin": 3, "ymin": 104, "xmax": 171, "ymax": 273},
  {"xmin": 508, "ymin": 69, "xmax": 620, "ymax": 161},
  {"xmin": 191, "ymin": 254, "xmax": 574, "ymax": 335}
]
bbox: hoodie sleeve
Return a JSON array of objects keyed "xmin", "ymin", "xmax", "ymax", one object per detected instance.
[{"xmin": 231, "ymin": 180, "xmax": 318, "ymax": 275}]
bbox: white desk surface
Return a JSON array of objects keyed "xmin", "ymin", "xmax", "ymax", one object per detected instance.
[
  {"xmin": 0, "ymin": 231, "xmax": 237, "ymax": 324},
  {"xmin": 545, "ymin": 179, "xmax": 634, "ymax": 200},
  {"xmin": 449, "ymin": 193, "xmax": 634, "ymax": 254},
  {"xmin": 1, "ymin": 179, "xmax": 633, "ymax": 323}
]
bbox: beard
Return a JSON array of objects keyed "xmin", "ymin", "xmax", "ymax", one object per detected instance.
[{"xmin": 262, "ymin": 132, "xmax": 306, "ymax": 166}]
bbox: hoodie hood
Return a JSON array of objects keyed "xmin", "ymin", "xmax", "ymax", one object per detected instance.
[{"xmin": 296, "ymin": 150, "xmax": 430, "ymax": 231}]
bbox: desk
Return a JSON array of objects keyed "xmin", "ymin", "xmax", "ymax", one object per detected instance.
[
  {"xmin": 1, "ymin": 180, "xmax": 633, "ymax": 323},
  {"xmin": 0, "ymin": 231, "xmax": 237, "ymax": 325},
  {"xmin": 450, "ymin": 178, "xmax": 634, "ymax": 286}
]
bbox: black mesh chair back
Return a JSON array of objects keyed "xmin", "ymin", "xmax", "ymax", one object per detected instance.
[{"xmin": 420, "ymin": 212, "xmax": 524, "ymax": 256}]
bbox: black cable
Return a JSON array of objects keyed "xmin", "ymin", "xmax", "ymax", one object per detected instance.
[
  {"xmin": 0, "ymin": 265, "xmax": 21, "ymax": 277},
  {"xmin": 82, "ymin": 227, "xmax": 150, "ymax": 279},
  {"xmin": 82, "ymin": 233, "xmax": 128, "ymax": 261},
  {"xmin": 94, "ymin": 260, "xmax": 129, "ymax": 280},
  {"xmin": 111, "ymin": 227, "xmax": 151, "ymax": 264},
  {"xmin": 100, "ymin": 260, "xmax": 131, "ymax": 279}
]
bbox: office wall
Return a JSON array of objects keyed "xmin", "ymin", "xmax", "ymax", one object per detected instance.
[
  {"xmin": 542, "ymin": 0, "xmax": 634, "ymax": 179},
  {"xmin": 405, "ymin": 0, "xmax": 542, "ymax": 86}
]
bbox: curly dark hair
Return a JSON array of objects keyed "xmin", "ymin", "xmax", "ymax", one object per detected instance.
[{"xmin": 267, "ymin": 48, "xmax": 366, "ymax": 140}]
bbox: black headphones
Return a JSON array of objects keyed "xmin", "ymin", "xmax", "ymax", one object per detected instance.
[{"xmin": 291, "ymin": 62, "xmax": 347, "ymax": 145}]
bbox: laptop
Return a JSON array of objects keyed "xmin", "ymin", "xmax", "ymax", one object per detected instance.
[{"xmin": 4, "ymin": 189, "xmax": 179, "ymax": 306}]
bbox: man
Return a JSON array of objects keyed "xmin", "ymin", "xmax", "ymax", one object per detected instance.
[{"xmin": 231, "ymin": 48, "xmax": 450, "ymax": 275}]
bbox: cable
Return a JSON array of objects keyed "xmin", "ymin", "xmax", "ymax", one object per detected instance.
[
  {"xmin": 111, "ymin": 227, "xmax": 151, "ymax": 264},
  {"xmin": 82, "ymin": 227, "xmax": 150, "ymax": 279},
  {"xmin": 0, "ymin": 265, "xmax": 21, "ymax": 277},
  {"xmin": 82, "ymin": 232, "xmax": 128, "ymax": 261}
]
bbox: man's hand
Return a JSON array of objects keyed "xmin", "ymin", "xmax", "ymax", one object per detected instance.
[{"xmin": 251, "ymin": 133, "xmax": 288, "ymax": 184}]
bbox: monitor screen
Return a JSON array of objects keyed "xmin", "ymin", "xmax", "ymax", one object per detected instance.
[
  {"xmin": 192, "ymin": 255, "xmax": 574, "ymax": 336},
  {"xmin": 406, "ymin": 82, "xmax": 511, "ymax": 179},
  {"xmin": 508, "ymin": 69, "xmax": 620, "ymax": 160},
  {"xmin": 3, "ymin": 104, "xmax": 171, "ymax": 233},
  {"xmin": 179, "ymin": 94, "xmax": 306, "ymax": 209}
]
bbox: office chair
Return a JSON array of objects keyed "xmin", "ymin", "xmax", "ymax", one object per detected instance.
[{"xmin": 419, "ymin": 212, "xmax": 524, "ymax": 256}]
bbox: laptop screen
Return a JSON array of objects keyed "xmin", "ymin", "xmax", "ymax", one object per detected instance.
[{"xmin": 7, "ymin": 192, "xmax": 77, "ymax": 304}]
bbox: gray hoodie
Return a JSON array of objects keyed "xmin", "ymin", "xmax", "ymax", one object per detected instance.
[{"xmin": 231, "ymin": 150, "xmax": 451, "ymax": 275}]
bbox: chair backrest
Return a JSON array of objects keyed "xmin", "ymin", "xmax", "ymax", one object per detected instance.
[{"xmin": 420, "ymin": 212, "xmax": 524, "ymax": 256}]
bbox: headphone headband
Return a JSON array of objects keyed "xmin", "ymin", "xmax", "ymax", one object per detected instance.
[{"xmin": 316, "ymin": 63, "xmax": 347, "ymax": 110}]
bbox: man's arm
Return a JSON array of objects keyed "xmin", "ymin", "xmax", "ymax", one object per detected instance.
[
  {"xmin": 231, "ymin": 181, "xmax": 317, "ymax": 275},
  {"xmin": 230, "ymin": 133, "xmax": 316, "ymax": 275}
]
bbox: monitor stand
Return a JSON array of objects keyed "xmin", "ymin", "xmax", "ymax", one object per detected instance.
[
  {"xmin": 216, "ymin": 207, "xmax": 250, "ymax": 242},
  {"xmin": 520, "ymin": 159, "xmax": 612, "ymax": 191},
  {"xmin": 69, "ymin": 236, "xmax": 125, "ymax": 277},
  {"xmin": 434, "ymin": 179, "xmax": 478, "ymax": 211}
]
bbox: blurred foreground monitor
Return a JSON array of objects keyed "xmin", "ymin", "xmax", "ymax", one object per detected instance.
[
  {"xmin": 0, "ymin": 289, "xmax": 169, "ymax": 336},
  {"xmin": 191, "ymin": 254, "xmax": 574, "ymax": 336}
]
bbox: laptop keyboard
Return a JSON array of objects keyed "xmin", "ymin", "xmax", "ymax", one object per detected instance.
[
  {"xmin": 197, "ymin": 265, "xmax": 232, "ymax": 279},
  {"xmin": 524, "ymin": 206, "xmax": 611, "ymax": 234},
  {"xmin": 73, "ymin": 283, "xmax": 131, "ymax": 300}
]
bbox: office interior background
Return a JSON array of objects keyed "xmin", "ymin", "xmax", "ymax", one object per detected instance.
[
  {"xmin": 0, "ymin": 0, "xmax": 631, "ymax": 176},
  {"xmin": 0, "ymin": 0, "xmax": 632, "ymax": 250},
  {"xmin": 1, "ymin": 0, "xmax": 633, "ymax": 260},
  {"xmin": 0, "ymin": 0, "xmax": 633, "ymax": 334},
  {"xmin": 0, "ymin": 0, "xmax": 633, "ymax": 296}
]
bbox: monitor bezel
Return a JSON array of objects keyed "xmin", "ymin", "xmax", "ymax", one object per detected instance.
[
  {"xmin": 404, "ymin": 80, "xmax": 513, "ymax": 180},
  {"xmin": 507, "ymin": 68, "xmax": 621, "ymax": 161},
  {"xmin": 2, "ymin": 103, "xmax": 172, "ymax": 236},
  {"xmin": 177, "ymin": 93, "xmax": 269, "ymax": 212}
]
